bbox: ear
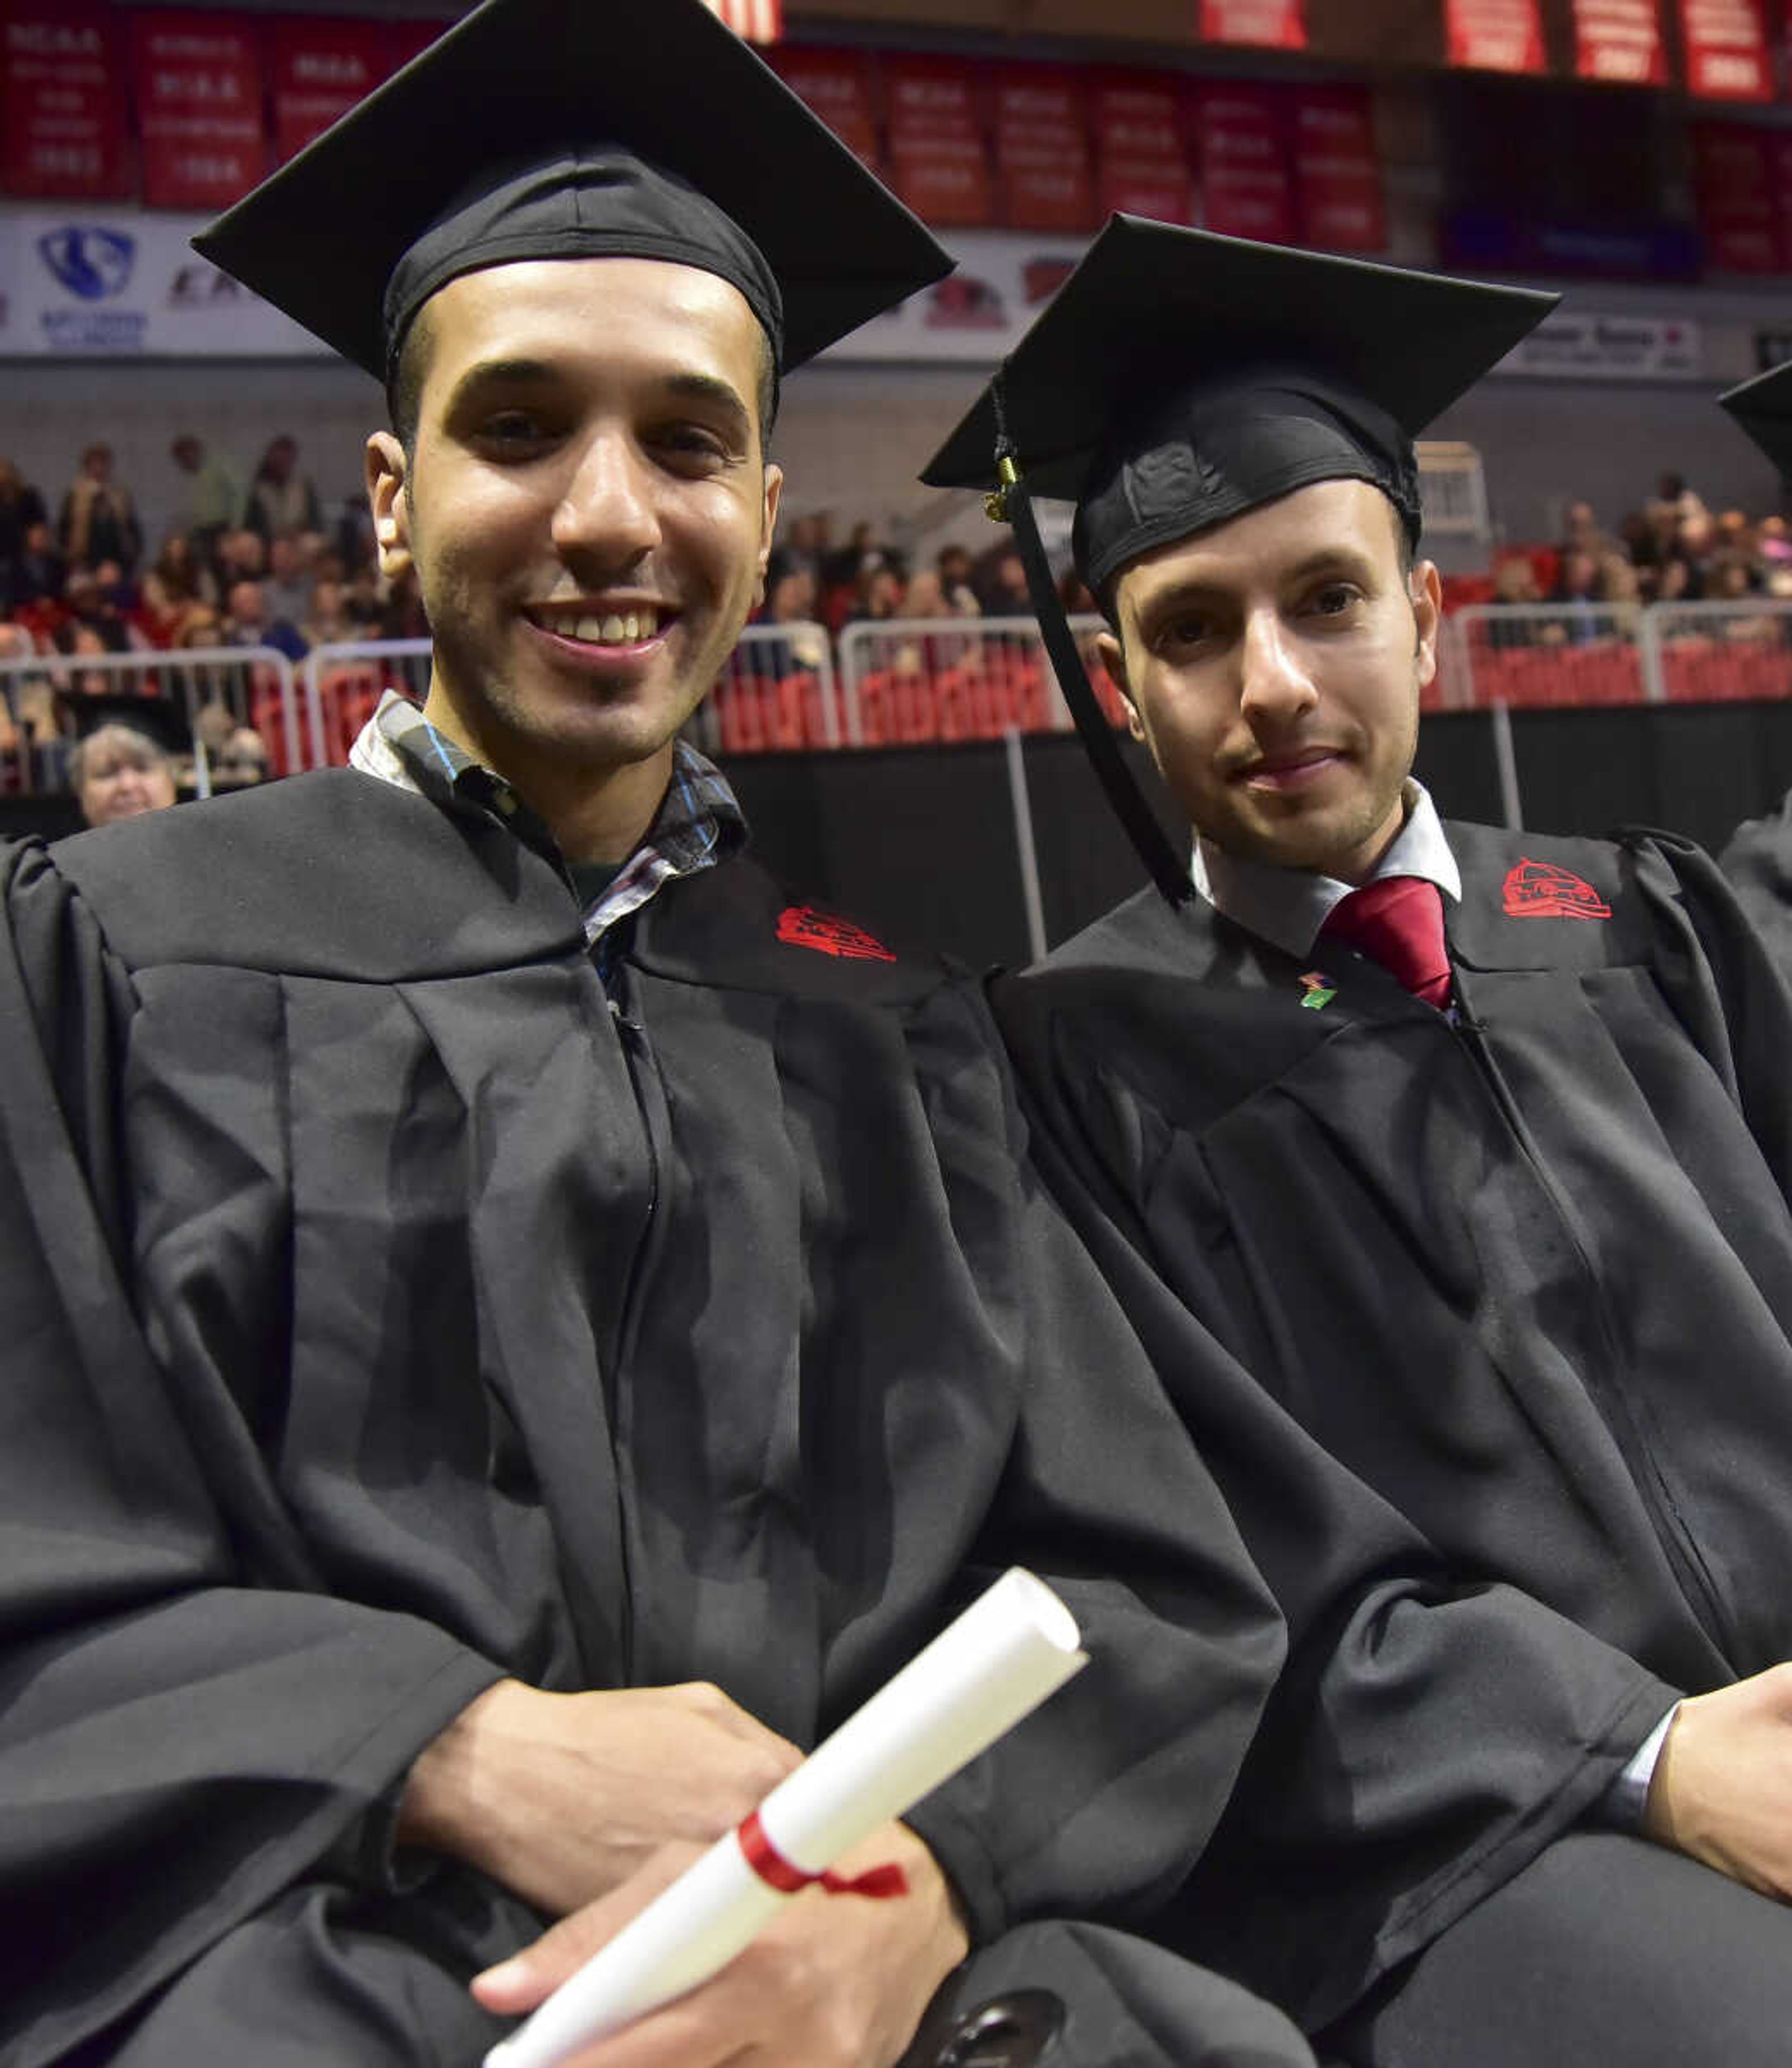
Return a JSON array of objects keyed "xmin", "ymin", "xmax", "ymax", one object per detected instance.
[
  {"xmin": 752, "ymin": 461, "xmax": 784, "ymax": 611},
  {"xmin": 1097, "ymin": 627, "xmax": 1148, "ymax": 743},
  {"xmin": 365, "ymin": 432, "xmax": 412, "ymax": 579},
  {"xmin": 1410, "ymin": 557, "xmax": 1443, "ymax": 693}
]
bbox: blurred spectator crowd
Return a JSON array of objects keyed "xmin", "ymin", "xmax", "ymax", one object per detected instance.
[
  {"xmin": 1485, "ymin": 471, "xmax": 1792, "ymax": 627},
  {"xmin": 0, "ymin": 430, "xmax": 428, "ymax": 800},
  {"xmin": 5, "ymin": 434, "xmax": 1791, "ymax": 798}
]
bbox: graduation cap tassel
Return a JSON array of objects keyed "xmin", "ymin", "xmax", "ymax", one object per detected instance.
[{"xmin": 987, "ymin": 383, "xmax": 1192, "ymax": 909}]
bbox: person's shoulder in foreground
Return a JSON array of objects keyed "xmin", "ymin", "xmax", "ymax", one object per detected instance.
[
  {"xmin": 934, "ymin": 222, "xmax": 1792, "ymax": 2061},
  {"xmin": 0, "ymin": 9, "xmax": 1311, "ymax": 2068}
]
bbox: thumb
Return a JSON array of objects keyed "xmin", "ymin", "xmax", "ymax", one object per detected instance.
[{"xmin": 472, "ymin": 1843, "xmax": 704, "ymax": 2013}]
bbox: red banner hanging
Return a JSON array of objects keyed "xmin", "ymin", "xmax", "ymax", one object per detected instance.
[
  {"xmin": 1290, "ymin": 86, "xmax": 1386, "ymax": 253},
  {"xmin": 1091, "ymin": 73, "xmax": 1193, "ymax": 226},
  {"xmin": 271, "ymin": 16, "xmax": 392, "ymax": 162},
  {"xmin": 885, "ymin": 56, "xmax": 990, "ymax": 229},
  {"xmin": 769, "ymin": 46, "xmax": 880, "ymax": 169},
  {"xmin": 993, "ymin": 65, "xmax": 1094, "ymax": 233},
  {"xmin": 1573, "ymin": 0, "xmax": 1666, "ymax": 82},
  {"xmin": 1680, "ymin": 0, "xmax": 1773, "ymax": 100},
  {"xmin": 1445, "ymin": 0, "xmax": 1547, "ymax": 70},
  {"xmin": 1192, "ymin": 83, "xmax": 1295, "ymax": 244},
  {"xmin": 133, "ymin": 9, "xmax": 267, "ymax": 210},
  {"xmin": 382, "ymin": 20, "xmax": 458, "ymax": 74},
  {"xmin": 0, "ymin": 4, "xmax": 128, "ymax": 198},
  {"xmin": 1691, "ymin": 121, "xmax": 1784, "ymax": 269},
  {"xmin": 1198, "ymin": 0, "xmax": 1307, "ymax": 48}
]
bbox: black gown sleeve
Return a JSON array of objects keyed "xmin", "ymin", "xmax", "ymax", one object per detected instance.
[
  {"xmin": 991, "ymin": 967, "xmax": 1679, "ymax": 2030},
  {"xmin": 0, "ymin": 842, "xmax": 502, "ymax": 2067}
]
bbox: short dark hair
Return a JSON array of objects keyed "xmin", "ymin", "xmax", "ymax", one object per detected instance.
[{"xmin": 385, "ymin": 302, "xmax": 779, "ymax": 463}]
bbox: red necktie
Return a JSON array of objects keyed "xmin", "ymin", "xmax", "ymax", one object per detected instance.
[{"xmin": 1320, "ymin": 875, "xmax": 1452, "ymax": 1009}]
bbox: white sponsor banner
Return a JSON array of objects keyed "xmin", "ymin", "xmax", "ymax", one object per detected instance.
[
  {"xmin": 1498, "ymin": 311, "xmax": 1705, "ymax": 380},
  {"xmin": 0, "ymin": 204, "xmax": 316, "ymax": 357},
  {"xmin": 0, "ymin": 208, "xmax": 1709, "ymax": 389},
  {"xmin": 0, "ymin": 206, "xmax": 1090, "ymax": 364},
  {"xmin": 827, "ymin": 229, "xmax": 1088, "ymax": 364}
]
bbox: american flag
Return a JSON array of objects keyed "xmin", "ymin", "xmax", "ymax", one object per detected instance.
[{"xmin": 700, "ymin": 0, "xmax": 783, "ymax": 42}]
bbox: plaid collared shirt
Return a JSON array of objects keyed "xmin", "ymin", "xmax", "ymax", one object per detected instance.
[{"xmin": 349, "ymin": 689, "xmax": 746, "ymax": 949}]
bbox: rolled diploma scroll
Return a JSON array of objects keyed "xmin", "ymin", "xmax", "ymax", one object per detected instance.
[{"xmin": 486, "ymin": 1566, "xmax": 1087, "ymax": 2068}]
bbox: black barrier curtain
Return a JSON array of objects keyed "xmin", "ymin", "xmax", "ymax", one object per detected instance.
[
  {"xmin": 739, "ymin": 707, "xmax": 1792, "ymax": 969},
  {"xmin": 10, "ymin": 704, "xmax": 1792, "ymax": 974}
]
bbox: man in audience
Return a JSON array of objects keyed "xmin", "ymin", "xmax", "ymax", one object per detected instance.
[
  {"xmin": 260, "ymin": 533, "xmax": 315, "ymax": 630},
  {"xmin": 931, "ymin": 220, "xmax": 1792, "ymax": 2066},
  {"xmin": 0, "ymin": 456, "xmax": 48, "ymax": 608},
  {"xmin": 169, "ymin": 433, "xmax": 242, "ymax": 560},
  {"xmin": 756, "ymin": 561, "xmax": 827, "ymax": 677},
  {"xmin": 0, "ymin": 11, "xmax": 1311, "ymax": 2067},
  {"xmin": 57, "ymin": 442, "xmax": 142, "ymax": 576},
  {"xmin": 937, "ymin": 541, "xmax": 981, "ymax": 616},
  {"xmin": 242, "ymin": 432, "xmax": 323, "ymax": 544},
  {"xmin": 222, "ymin": 576, "xmax": 307, "ymax": 662}
]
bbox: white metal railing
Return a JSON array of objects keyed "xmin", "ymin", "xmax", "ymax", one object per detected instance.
[
  {"xmin": 1638, "ymin": 600, "xmax": 1792, "ymax": 705},
  {"xmin": 1455, "ymin": 599, "xmax": 1792, "ymax": 710},
  {"xmin": 693, "ymin": 621, "xmax": 841, "ymax": 756},
  {"xmin": 1451, "ymin": 603, "xmax": 1647, "ymax": 710},
  {"xmin": 304, "ymin": 638, "xmax": 433, "ymax": 771},
  {"xmin": 835, "ymin": 614, "xmax": 1119, "ymax": 747},
  {"xmin": 0, "ymin": 645, "xmax": 298, "ymax": 796}
]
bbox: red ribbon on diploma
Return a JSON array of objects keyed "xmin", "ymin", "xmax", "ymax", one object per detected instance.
[{"xmin": 735, "ymin": 1811, "xmax": 910, "ymax": 1899}]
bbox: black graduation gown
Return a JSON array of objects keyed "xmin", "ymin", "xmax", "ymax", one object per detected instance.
[
  {"xmin": 0, "ymin": 770, "xmax": 1284, "ymax": 2066},
  {"xmin": 993, "ymin": 818, "xmax": 1792, "ymax": 2030}
]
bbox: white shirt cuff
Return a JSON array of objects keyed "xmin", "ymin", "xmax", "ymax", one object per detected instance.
[{"xmin": 1599, "ymin": 1703, "xmax": 1680, "ymax": 1830}]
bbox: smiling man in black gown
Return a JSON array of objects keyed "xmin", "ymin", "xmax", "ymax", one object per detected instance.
[{"xmin": 0, "ymin": 15, "xmax": 1317, "ymax": 2067}]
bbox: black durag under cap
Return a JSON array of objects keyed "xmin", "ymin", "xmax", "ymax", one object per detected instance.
[
  {"xmin": 1072, "ymin": 366, "xmax": 1422, "ymax": 601},
  {"xmin": 383, "ymin": 146, "xmax": 786, "ymax": 394}
]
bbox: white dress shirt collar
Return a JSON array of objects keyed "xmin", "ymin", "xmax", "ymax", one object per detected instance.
[{"xmin": 1190, "ymin": 779, "xmax": 1463, "ymax": 962}]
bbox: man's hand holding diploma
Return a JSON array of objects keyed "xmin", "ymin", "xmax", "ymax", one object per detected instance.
[
  {"xmin": 397, "ymin": 1680, "xmax": 804, "ymax": 1918},
  {"xmin": 471, "ymin": 1821, "xmax": 971, "ymax": 2068},
  {"xmin": 453, "ymin": 1571, "xmax": 1085, "ymax": 2068}
]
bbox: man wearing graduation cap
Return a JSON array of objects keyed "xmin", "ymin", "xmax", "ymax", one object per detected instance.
[
  {"xmin": 935, "ymin": 221, "xmax": 1792, "ymax": 2065},
  {"xmin": 0, "ymin": 11, "xmax": 1321, "ymax": 2068}
]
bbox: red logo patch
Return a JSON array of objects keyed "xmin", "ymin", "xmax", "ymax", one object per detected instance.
[
  {"xmin": 776, "ymin": 904, "xmax": 897, "ymax": 963},
  {"xmin": 1501, "ymin": 858, "xmax": 1612, "ymax": 920}
]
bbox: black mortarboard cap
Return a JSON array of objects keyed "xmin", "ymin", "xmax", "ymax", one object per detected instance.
[
  {"xmin": 925, "ymin": 217, "xmax": 1557, "ymax": 593},
  {"xmin": 64, "ymin": 693, "xmax": 191, "ymax": 757},
  {"xmin": 922, "ymin": 219, "xmax": 1555, "ymax": 906},
  {"xmin": 194, "ymin": 0, "xmax": 952, "ymax": 385},
  {"xmin": 1721, "ymin": 362, "xmax": 1792, "ymax": 477}
]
